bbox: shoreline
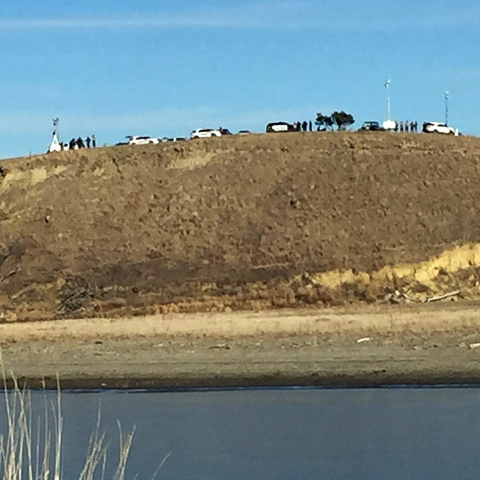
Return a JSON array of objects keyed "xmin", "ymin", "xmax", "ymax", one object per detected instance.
[
  {"xmin": 13, "ymin": 370, "xmax": 480, "ymax": 391},
  {"xmin": 2, "ymin": 304, "xmax": 480, "ymax": 390}
]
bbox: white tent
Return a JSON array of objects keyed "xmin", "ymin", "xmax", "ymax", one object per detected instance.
[{"xmin": 48, "ymin": 131, "xmax": 62, "ymax": 153}]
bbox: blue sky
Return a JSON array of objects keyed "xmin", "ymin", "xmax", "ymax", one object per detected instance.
[{"xmin": 1, "ymin": 0, "xmax": 479, "ymax": 158}]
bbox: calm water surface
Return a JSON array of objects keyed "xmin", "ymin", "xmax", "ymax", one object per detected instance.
[{"xmin": 5, "ymin": 387, "xmax": 480, "ymax": 480}]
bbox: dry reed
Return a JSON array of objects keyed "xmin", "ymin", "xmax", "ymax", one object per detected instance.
[{"xmin": 0, "ymin": 359, "xmax": 136, "ymax": 480}]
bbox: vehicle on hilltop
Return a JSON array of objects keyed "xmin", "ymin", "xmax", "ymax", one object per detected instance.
[
  {"xmin": 162, "ymin": 137, "xmax": 186, "ymax": 142},
  {"xmin": 358, "ymin": 121, "xmax": 385, "ymax": 132},
  {"xmin": 266, "ymin": 122, "xmax": 295, "ymax": 133},
  {"xmin": 422, "ymin": 122, "xmax": 458, "ymax": 135},
  {"xmin": 382, "ymin": 119, "xmax": 397, "ymax": 131},
  {"xmin": 190, "ymin": 128, "xmax": 230, "ymax": 139},
  {"xmin": 126, "ymin": 135, "xmax": 159, "ymax": 145}
]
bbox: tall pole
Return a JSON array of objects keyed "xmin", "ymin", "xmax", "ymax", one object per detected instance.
[
  {"xmin": 385, "ymin": 79, "xmax": 391, "ymax": 120},
  {"xmin": 444, "ymin": 91, "xmax": 449, "ymax": 126},
  {"xmin": 53, "ymin": 117, "xmax": 59, "ymax": 139}
]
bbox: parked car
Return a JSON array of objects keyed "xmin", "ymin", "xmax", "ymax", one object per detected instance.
[
  {"xmin": 265, "ymin": 122, "xmax": 294, "ymax": 133},
  {"xmin": 126, "ymin": 135, "xmax": 159, "ymax": 145},
  {"xmin": 358, "ymin": 121, "xmax": 385, "ymax": 132},
  {"xmin": 422, "ymin": 122, "xmax": 458, "ymax": 135},
  {"xmin": 237, "ymin": 130, "xmax": 252, "ymax": 135},
  {"xmin": 382, "ymin": 119, "xmax": 397, "ymax": 131},
  {"xmin": 190, "ymin": 128, "xmax": 228, "ymax": 139}
]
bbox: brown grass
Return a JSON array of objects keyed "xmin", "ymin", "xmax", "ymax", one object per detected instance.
[{"xmin": 1, "ymin": 305, "xmax": 479, "ymax": 343}]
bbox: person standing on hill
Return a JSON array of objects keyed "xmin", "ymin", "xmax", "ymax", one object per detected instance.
[
  {"xmin": 86, "ymin": 136, "xmax": 91, "ymax": 148},
  {"xmin": 302, "ymin": 121, "xmax": 308, "ymax": 132},
  {"xmin": 309, "ymin": 120, "xmax": 312, "ymax": 132},
  {"xmin": 92, "ymin": 135, "xmax": 96, "ymax": 148}
]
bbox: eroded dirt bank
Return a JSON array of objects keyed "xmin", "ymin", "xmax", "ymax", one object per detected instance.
[
  {"xmin": 2, "ymin": 304, "xmax": 480, "ymax": 389},
  {"xmin": 2, "ymin": 132, "xmax": 480, "ymax": 320}
]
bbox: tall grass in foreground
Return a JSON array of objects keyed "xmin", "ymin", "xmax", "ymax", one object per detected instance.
[{"xmin": 0, "ymin": 377, "xmax": 139, "ymax": 480}]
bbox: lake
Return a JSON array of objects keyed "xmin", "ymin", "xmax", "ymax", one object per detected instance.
[{"xmin": 3, "ymin": 387, "xmax": 480, "ymax": 480}]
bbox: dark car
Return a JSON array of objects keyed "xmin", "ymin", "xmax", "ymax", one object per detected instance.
[
  {"xmin": 359, "ymin": 121, "xmax": 385, "ymax": 132},
  {"xmin": 266, "ymin": 122, "xmax": 295, "ymax": 133}
]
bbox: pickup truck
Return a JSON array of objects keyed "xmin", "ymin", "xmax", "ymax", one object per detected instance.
[{"xmin": 358, "ymin": 121, "xmax": 385, "ymax": 131}]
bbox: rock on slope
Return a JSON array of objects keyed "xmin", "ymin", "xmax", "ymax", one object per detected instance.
[{"xmin": 1, "ymin": 132, "xmax": 480, "ymax": 320}]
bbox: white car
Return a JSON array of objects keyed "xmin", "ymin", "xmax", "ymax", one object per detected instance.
[
  {"xmin": 422, "ymin": 122, "xmax": 458, "ymax": 135},
  {"xmin": 162, "ymin": 137, "xmax": 187, "ymax": 142},
  {"xmin": 126, "ymin": 135, "xmax": 160, "ymax": 145},
  {"xmin": 265, "ymin": 122, "xmax": 294, "ymax": 133},
  {"xmin": 190, "ymin": 128, "xmax": 223, "ymax": 139}
]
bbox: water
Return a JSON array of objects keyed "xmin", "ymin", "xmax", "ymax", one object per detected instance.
[{"xmin": 3, "ymin": 387, "xmax": 480, "ymax": 480}]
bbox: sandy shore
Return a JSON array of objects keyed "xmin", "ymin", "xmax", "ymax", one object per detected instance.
[{"xmin": 2, "ymin": 303, "xmax": 480, "ymax": 389}]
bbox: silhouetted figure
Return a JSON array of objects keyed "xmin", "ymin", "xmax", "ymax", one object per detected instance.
[
  {"xmin": 77, "ymin": 137, "xmax": 85, "ymax": 149},
  {"xmin": 92, "ymin": 135, "xmax": 96, "ymax": 148},
  {"xmin": 309, "ymin": 121, "xmax": 312, "ymax": 132},
  {"xmin": 86, "ymin": 137, "xmax": 91, "ymax": 148},
  {"xmin": 302, "ymin": 121, "xmax": 308, "ymax": 132},
  {"xmin": 296, "ymin": 121, "xmax": 301, "ymax": 132},
  {"xmin": 69, "ymin": 138, "xmax": 76, "ymax": 150}
]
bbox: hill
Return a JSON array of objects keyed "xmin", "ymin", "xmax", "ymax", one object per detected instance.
[{"xmin": 1, "ymin": 131, "xmax": 480, "ymax": 321}]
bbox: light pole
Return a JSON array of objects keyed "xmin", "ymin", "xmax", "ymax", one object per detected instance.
[
  {"xmin": 385, "ymin": 79, "xmax": 391, "ymax": 120},
  {"xmin": 53, "ymin": 117, "xmax": 59, "ymax": 138},
  {"xmin": 382, "ymin": 79, "xmax": 396, "ymax": 131},
  {"xmin": 444, "ymin": 91, "xmax": 449, "ymax": 126}
]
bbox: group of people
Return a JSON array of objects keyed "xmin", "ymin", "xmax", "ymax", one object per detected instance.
[
  {"xmin": 395, "ymin": 121, "xmax": 418, "ymax": 133},
  {"xmin": 61, "ymin": 135, "xmax": 96, "ymax": 150},
  {"xmin": 292, "ymin": 119, "xmax": 419, "ymax": 133},
  {"xmin": 293, "ymin": 121, "xmax": 313, "ymax": 132}
]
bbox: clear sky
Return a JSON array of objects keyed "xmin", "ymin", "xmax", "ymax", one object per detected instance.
[{"xmin": 1, "ymin": 0, "xmax": 479, "ymax": 158}]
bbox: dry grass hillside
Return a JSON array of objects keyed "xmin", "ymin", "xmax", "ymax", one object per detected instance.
[{"xmin": 2, "ymin": 131, "xmax": 480, "ymax": 321}]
